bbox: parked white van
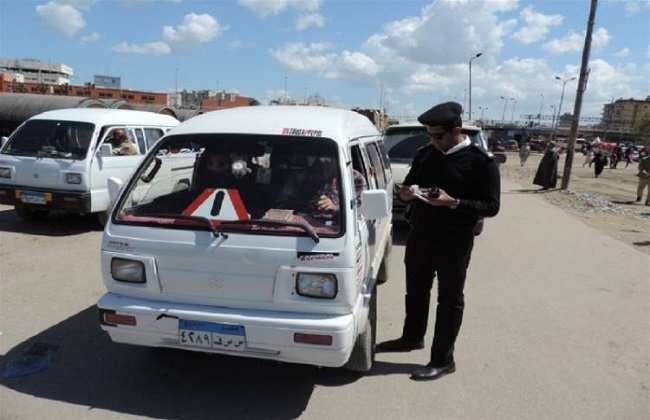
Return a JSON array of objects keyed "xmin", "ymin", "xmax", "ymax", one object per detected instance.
[
  {"xmin": 0, "ymin": 108, "xmax": 179, "ymax": 224},
  {"xmin": 97, "ymin": 106, "xmax": 393, "ymax": 372}
]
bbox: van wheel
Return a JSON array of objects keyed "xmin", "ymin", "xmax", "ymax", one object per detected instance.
[
  {"xmin": 343, "ymin": 286, "xmax": 377, "ymax": 373},
  {"xmin": 15, "ymin": 204, "xmax": 49, "ymax": 221}
]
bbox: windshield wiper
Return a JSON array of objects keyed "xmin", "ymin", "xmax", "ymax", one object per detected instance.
[
  {"xmin": 132, "ymin": 213, "xmax": 226, "ymax": 238},
  {"xmin": 220, "ymin": 219, "xmax": 320, "ymax": 243}
]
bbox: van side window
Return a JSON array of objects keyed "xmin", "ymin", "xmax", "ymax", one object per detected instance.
[
  {"xmin": 144, "ymin": 128, "xmax": 165, "ymax": 150},
  {"xmin": 134, "ymin": 128, "xmax": 146, "ymax": 154},
  {"xmin": 104, "ymin": 128, "xmax": 138, "ymax": 156},
  {"xmin": 366, "ymin": 142, "xmax": 387, "ymax": 189},
  {"xmin": 350, "ymin": 145, "xmax": 369, "ymax": 189}
]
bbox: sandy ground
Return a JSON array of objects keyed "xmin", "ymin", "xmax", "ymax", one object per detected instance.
[{"xmin": 499, "ymin": 151, "xmax": 650, "ymax": 255}]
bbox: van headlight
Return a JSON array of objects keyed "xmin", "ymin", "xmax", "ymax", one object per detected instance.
[
  {"xmin": 111, "ymin": 258, "xmax": 145, "ymax": 283},
  {"xmin": 65, "ymin": 172, "xmax": 82, "ymax": 184},
  {"xmin": 0, "ymin": 167, "xmax": 11, "ymax": 179},
  {"xmin": 296, "ymin": 273, "xmax": 337, "ymax": 299}
]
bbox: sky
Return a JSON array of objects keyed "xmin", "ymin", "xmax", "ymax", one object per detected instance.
[{"xmin": 0, "ymin": 0, "xmax": 649, "ymax": 124}]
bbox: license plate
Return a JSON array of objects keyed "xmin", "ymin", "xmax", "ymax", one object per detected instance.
[
  {"xmin": 178, "ymin": 320, "xmax": 246, "ymax": 351},
  {"xmin": 19, "ymin": 191, "xmax": 48, "ymax": 205}
]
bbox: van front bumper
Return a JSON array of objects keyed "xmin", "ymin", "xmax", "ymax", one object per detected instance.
[
  {"xmin": 0, "ymin": 184, "xmax": 91, "ymax": 213},
  {"xmin": 97, "ymin": 293, "xmax": 356, "ymax": 368}
]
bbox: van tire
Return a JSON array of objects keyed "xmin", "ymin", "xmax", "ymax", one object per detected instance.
[
  {"xmin": 15, "ymin": 204, "xmax": 49, "ymax": 221},
  {"xmin": 343, "ymin": 286, "xmax": 377, "ymax": 373}
]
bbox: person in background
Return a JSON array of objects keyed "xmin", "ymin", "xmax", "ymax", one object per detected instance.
[
  {"xmin": 635, "ymin": 144, "xmax": 650, "ymax": 205},
  {"xmin": 518, "ymin": 141, "xmax": 531, "ymax": 167},
  {"xmin": 376, "ymin": 101, "xmax": 500, "ymax": 382},
  {"xmin": 108, "ymin": 129, "xmax": 137, "ymax": 156},
  {"xmin": 533, "ymin": 141, "xmax": 559, "ymax": 190},
  {"xmin": 583, "ymin": 143, "xmax": 594, "ymax": 167},
  {"xmin": 593, "ymin": 148, "xmax": 608, "ymax": 178}
]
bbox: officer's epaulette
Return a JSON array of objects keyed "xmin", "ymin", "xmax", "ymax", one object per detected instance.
[{"xmin": 470, "ymin": 144, "xmax": 494, "ymax": 160}]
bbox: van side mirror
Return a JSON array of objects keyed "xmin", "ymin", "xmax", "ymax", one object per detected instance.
[
  {"xmin": 98, "ymin": 143, "xmax": 113, "ymax": 157},
  {"xmin": 107, "ymin": 177, "xmax": 124, "ymax": 204},
  {"xmin": 359, "ymin": 190, "xmax": 390, "ymax": 220},
  {"xmin": 0, "ymin": 136, "xmax": 8, "ymax": 150}
]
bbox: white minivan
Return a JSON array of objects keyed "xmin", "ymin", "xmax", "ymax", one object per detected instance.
[
  {"xmin": 97, "ymin": 106, "xmax": 393, "ymax": 372},
  {"xmin": 0, "ymin": 108, "xmax": 179, "ymax": 223}
]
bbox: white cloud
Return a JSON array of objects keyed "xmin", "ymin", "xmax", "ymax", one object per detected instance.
[
  {"xmin": 624, "ymin": 1, "xmax": 641, "ymax": 15},
  {"xmin": 36, "ymin": 1, "xmax": 86, "ymax": 37},
  {"xmin": 340, "ymin": 51, "xmax": 381, "ymax": 76},
  {"xmin": 296, "ymin": 13, "xmax": 324, "ymax": 30},
  {"xmin": 270, "ymin": 42, "xmax": 336, "ymax": 73},
  {"xmin": 55, "ymin": 0, "xmax": 96, "ymax": 11},
  {"xmin": 543, "ymin": 27, "xmax": 611, "ymax": 54},
  {"xmin": 114, "ymin": 13, "xmax": 227, "ymax": 55},
  {"xmin": 228, "ymin": 40, "xmax": 243, "ymax": 50},
  {"xmin": 80, "ymin": 32, "xmax": 101, "ymax": 44},
  {"xmin": 615, "ymin": 47, "xmax": 630, "ymax": 57},
  {"xmin": 112, "ymin": 41, "xmax": 171, "ymax": 55},
  {"xmin": 238, "ymin": 0, "xmax": 321, "ymax": 18},
  {"xmin": 511, "ymin": 5, "xmax": 563, "ymax": 44},
  {"xmin": 163, "ymin": 13, "xmax": 228, "ymax": 48}
]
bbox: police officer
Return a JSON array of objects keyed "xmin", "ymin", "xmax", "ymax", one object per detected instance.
[{"xmin": 376, "ymin": 101, "xmax": 500, "ymax": 381}]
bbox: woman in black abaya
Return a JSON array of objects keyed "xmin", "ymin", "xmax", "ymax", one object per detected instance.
[{"xmin": 533, "ymin": 142, "xmax": 559, "ymax": 190}]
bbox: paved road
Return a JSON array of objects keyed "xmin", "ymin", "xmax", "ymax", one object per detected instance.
[{"xmin": 1, "ymin": 179, "xmax": 648, "ymax": 420}]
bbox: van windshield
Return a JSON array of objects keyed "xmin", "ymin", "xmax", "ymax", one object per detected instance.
[
  {"xmin": 114, "ymin": 133, "xmax": 344, "ymax": 238},
  {"xmin": 1, "ymin": 119, "xmax": 95, "ymax": 160}
]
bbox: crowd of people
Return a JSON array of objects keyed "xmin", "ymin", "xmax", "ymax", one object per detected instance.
[{"xmin": 525, "ymin": 138, "xmax": 650, "ymax": 205}]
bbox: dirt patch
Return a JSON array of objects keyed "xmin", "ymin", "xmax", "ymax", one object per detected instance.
[{"xmin": 500, "ymin": 151, "xmax": 650, "ymax": 255}]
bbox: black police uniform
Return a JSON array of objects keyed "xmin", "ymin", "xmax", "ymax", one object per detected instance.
[{"xmin": 398, "ymin": 102, "xmax": 501, "ymax": 369}]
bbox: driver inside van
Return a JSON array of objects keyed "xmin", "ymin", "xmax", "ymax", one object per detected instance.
[{"xmin": 108, "ymin": 129, "xmax": 138, "ymax": 156}]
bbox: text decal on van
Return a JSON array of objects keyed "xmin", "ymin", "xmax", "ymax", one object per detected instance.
[
  {"xmin": 297, "ymin": 252, "xmax": 339, "ymax": 261},
  {"xmin": 281, "ymin": 128, "xmax": 323, "ymax": 137}
]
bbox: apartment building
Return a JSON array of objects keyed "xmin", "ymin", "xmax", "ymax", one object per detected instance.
[{"xmin": 601, "ymin": 97, "xmax": 650, "ymax": 132}]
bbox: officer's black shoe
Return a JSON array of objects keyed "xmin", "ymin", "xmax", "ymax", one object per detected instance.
[
  {"xmin": 409, "ymin": 362, "xmax": 456, "ymax": 381},
  {"xmin": 375, "ymin": 338, "xmax": 424, "ymax": 353}
]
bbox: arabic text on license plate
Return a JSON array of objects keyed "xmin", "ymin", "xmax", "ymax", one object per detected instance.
[
  {"xmin": 179, "ymin": 320, "xmax": 246, "ymax": 351},
  {"xmin": 19, "ymin": 191, "xmax": 47, "ymax": 205}
]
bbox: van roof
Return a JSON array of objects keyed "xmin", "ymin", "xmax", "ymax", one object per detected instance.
[
  {"xmin": 168, "ymin": 105, "xmax": 380, "ymax": 143},
  {"xmin": 30, "ymin": 108, "xmax": 179, "ymax": 126},
  {"xmin": 385, "ymin": 121, "xmax": 482, "ymax": 132}
]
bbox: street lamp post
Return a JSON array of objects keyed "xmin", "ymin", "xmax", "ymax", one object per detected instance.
[
  {"xmin": 552, "ymin": 75, "xmax": 577, "ymax": 140},
  {"xmin": 510, "ymin": 99, "xmax": 517, "ymax": 123},
  {"xmin": 468, "ymin": 53, "xmax": 483, "ymax": 120},
  {"xmin": 479, "ymin": 106, "xmax": 488, "ymax": 121},
  {"xmin": 500, "ymin": 96, "xmax": 513, "ymax": 123},
  {"xmin": 549, "ymin": 105, "xmax": 556, "ymax": 133},
  {"xmin": 538, "ymin": 93, "xmax": 544, "ymax": 126}
]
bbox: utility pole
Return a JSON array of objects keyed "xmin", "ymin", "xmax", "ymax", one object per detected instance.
[{"xmin": 561, "ymin": 0, "xmax": 598, "ymax": 189}]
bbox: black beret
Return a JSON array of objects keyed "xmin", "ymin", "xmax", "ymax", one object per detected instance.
[{"xmin": 417, "ymin": 101, "xmax": 463, "ymax": 127}]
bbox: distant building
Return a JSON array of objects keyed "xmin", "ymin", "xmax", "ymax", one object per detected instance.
[
  {"xmin": 94, "ymin": 75, "xmax": 122, "ymax": 89},
  {"xmin": 270, "ymin": 94, "xmax": 328, "ymax": 107},
  {"xmin": 601, "ymin": 97, "xmax": 650, "ymax": 133},
  {"xmin": 0, "ymin": 58, "xmax": 73, "ymax": 85}
]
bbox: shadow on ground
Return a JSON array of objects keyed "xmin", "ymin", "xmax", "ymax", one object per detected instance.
[
  {"xmin": 0, "ymin": 207, "xmax": 102, "ymax": 236},
  {"xmin": 0, "ymin": 305, "xmax": 411, "ymax": 419}
]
